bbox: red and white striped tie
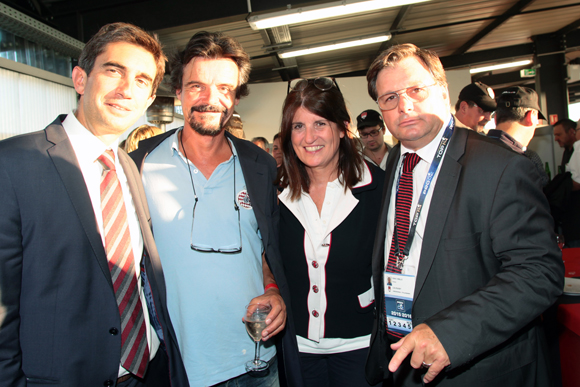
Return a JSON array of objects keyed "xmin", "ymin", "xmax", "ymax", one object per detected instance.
[
  {"xmin": 99, "ymin": 149, "xmax": 149, "ymax": 378},
  {"xmin": 386, "ymin": 152, "xmax": 421, "ymax": 274}
]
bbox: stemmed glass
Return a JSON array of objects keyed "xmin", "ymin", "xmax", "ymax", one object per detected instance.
[
  {"xmin": 244, "ymin": 303, "xmax": 271, "ymax": 372},
  {"xmin": 557, "ymin": 234, "xmax": 565, "ymax": 250}
]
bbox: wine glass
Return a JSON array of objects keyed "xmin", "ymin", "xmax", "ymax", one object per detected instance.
[
  {"xmin": 244, "ymin": 303, "xmax": 271, "ymax": 372},
  {"xmin": 557, "ymin": 234, "xmax": 565, "ymax": 250}
]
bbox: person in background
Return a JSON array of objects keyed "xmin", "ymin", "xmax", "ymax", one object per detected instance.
[
  {"xmin": 454, "ymin": 82, "xmax": 496, "ymax": 134},
  {"xmin": 278, "ymin": 77, "xmax": 385, "ymax": 387},
  {"xmin": 252, "ymin": 136, "xmax": 270, "ymax": 152},
  {"xmin": 356, "ymin": 109, "xmax": 389, "ymax": 170},
  {"xmin": 224, "ymin": 112, "xmax": 245, "ymax": 139},
  {"xmin": 575, "ymin": 119, "xmax": 580, "ymax": 141},
  {"xmin": 0, "ymin": 22, "xmax": 188, "ymax": 386},
  {"xmin": 364, "ymin": 43, "xmax": 562, "ymax": 387},
  {"xmin": 553, "ymin": 118, "xmax": 577, "ymax": 173},
  {"xmin": 125, "ymin": 124, "xmax": 163, "ymax": 153},
  {"xmin": 487, "ymin": 86, "xmax": 548, "ymax": 187},
  {"xmin": 272, "ymin": 133, "xmax": 283, "ymax": 168},
  {"xmin": 130, "ymin": 31, "xmax": 303, "ymax": 387}
]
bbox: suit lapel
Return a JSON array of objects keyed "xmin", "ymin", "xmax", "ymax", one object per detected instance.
[
  {"xmin": 229, "ymin": 134, "xmax": 270, "ymax": 226},
  {"xmin": 119, "ymin": 149, "xmax": 168, "ymax": 302},
  {"xmin": 372, "ymin": 146, "xmax": 400, "ymax": 298},
  {"xmin": 45, "ymin": 119, "xmax": 112, "ymax": 287},
  {"xmin": 413, "ymin": 127, "xmax": 467, "ymax": 300}
]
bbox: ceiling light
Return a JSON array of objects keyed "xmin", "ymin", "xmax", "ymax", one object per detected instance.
[
  {"xmin": 248, "ymin": 0, "xmax": 431, "ymax": 30},
  {"xmin": 469, "ymin": 60, "xmax": 533, "ymax": 74},
  {"xmin": 278, "ymin": 34, "xmax": 391, "ymax": 59}
]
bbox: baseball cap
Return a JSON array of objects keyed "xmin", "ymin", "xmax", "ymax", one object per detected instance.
[
  {"xmin": 496, "ymin": 86, "xmax": 546, "ymax": 120},
  {"xmin": 458, "ymin": 82, "xmax": 497, "ymax": 112},
  {"xmin": 356, "ymin": 110, "xmax": 384, "ymax": 130}
]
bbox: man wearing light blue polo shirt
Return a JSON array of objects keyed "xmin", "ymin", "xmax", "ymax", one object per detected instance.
[{"xmin": 131, "ymin": 31, "xmax": 303, "ymax": 387}]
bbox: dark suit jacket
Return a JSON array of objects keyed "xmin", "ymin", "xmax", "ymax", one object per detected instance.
[
  {"xmin": 0, "ymin": 116, "xmax": 188, "ymax": 387},
  {"xmin": 365, "ymin": 125, "xmax": 564, "ymax": 386},
  {"xmin": 131, "ymin": 129, "xmax": 305, "ymax": 387}
]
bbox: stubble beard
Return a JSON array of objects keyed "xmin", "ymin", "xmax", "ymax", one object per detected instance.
[{"xmin": 188, "ymin": 104, "xmax": 231, "ymax": 137}]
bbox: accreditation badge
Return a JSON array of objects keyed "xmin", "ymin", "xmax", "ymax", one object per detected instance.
[{"xmin": 384, "ymin": 272, "xmax": 415, "ymax": 336}]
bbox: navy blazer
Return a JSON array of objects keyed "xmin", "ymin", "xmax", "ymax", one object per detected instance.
[
  {"xmin": 0, "ymin": 116, "xmax": 188, "ymax": 387},
  {"xmin": 365, "ymin": 125, "xmax": 564, "ymax": 386},
  {"xmin": 131, "ymin": 129, "xmax": 305, "ymax": 387}
]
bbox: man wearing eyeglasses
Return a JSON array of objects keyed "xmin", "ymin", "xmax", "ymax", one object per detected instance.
[
  {"xmin": 364, "ymin": 43, "xmax": 563, "ymax": 387},
  {"xmin": 453, "ymin": 82, "xmax": 496, "ymax": 134},
  {"xmin": 130, "ymin": 31, "xmax": 303, "ymax": 387},
  {"xmin": 356, "ymin": 109, "xmax": 390, "ymax": 170}
]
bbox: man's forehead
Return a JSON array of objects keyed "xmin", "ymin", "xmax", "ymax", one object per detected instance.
[{"xmin": 377, "ymin": 56, "xmax": 434, "ymax": 93}]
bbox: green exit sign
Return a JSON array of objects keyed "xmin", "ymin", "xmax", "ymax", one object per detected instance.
[{"xmin": 520, "ymin": 68, "xmax": 536, "ymax": 78}]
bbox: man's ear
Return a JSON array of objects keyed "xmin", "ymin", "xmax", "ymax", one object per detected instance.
[
  {"xmin": 460, "ymin": 101, "xmax": 468, "ymax": 113},
  {"xmin": 524, "ymin": 110, "xmax": 538, "ymax": 126},
  {"xmin": 72, "ymin": 66, "xmax": 87, "ymax": 96}
]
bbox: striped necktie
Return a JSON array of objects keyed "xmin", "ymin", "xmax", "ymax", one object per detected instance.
[
  {"xmin": 386, "ymin": 152, "xmax": 421, "ymax": 274},
  {"xmin": 98, "ymin": 149, "xmax": 149, "ymax": 378}
]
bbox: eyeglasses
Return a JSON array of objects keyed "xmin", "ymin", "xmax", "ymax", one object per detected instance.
[
  {"xmin": 287, "ymin": 77, "xmax": 341, "ymax": 94},
  {"xmin": 376, "ymin": 83, "xmax": 438, "ymax": 111},
  {"xmin": 359, "ymin": 129, "xmax": 382, "ymax": 138},
  {"xmin": 180, "ymin": 133, "xmax": 242, "ymax": 254}
]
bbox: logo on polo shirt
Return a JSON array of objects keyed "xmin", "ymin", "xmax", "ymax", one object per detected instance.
[{"xmin": 237, "ymin": 189, "xmax": 252, "ymax": 209}]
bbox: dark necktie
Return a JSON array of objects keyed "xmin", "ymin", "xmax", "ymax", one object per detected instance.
[
  {"xmin": 386, "ymin": 152, "xmax": 421, "ymax": 274},
  {"xmin": 98, "ymin": 150, "xmax": 149, "ymax": 378}
]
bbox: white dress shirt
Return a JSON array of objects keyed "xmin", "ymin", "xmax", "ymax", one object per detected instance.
[
  {"xmin": 384, "ymin": 116, "xmax": 452, "ymax": 282},
  {"xmin": 62, "ymin": 112, "xmax": 159, "ymax": 377}
]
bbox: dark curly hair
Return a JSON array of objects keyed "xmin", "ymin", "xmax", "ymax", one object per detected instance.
[{"xmin": 169, "ymin": 31, "xmax": 251, "ymax": 99}]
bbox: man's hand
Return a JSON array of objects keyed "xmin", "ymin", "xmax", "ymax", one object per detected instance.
[
  {"xmin": 389, "ymin": 323, "xmax": 450, "ymax": 383},
  {"xmin": 248, "ymin": 288, "xmax": 286, "ymax": 341}
]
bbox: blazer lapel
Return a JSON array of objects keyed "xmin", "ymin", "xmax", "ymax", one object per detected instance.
[
  {"xmin": 413, "ymin": 127, "xmax": 467, "ymax": 300},
  {"xmin": 372, "ymin": 145, "xmax": 400, "ymax": 298},
  {"xmin": 119, "ymin": 149, "xmax": 168, "ymax": 302},
  {"xmin": 45, "ymin": 119, "xmax": 112, "ymax": 287},
  {"xmin": 229, "ymin": 134, "xmax": 270, "ymax": 228}
]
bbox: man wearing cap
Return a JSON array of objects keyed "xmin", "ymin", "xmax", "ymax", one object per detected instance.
[
  {"xmin": 487, "ymin": 86, "xmax": 549, "ymax": 186},
  {"xmin": 357, "ymin": 109, "xmax": 389, "ymax": 170},
  {"xmin": 454, "ymin": 82, "xmax": 496, "ymax": 133}
]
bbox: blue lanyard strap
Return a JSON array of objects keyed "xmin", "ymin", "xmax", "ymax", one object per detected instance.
[{"xmin": 393, "ymin": 116, "xmax": 455, "ymax": 266}]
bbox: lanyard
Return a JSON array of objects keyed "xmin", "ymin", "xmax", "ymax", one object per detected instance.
[{"xmin": 392, "ymin": 117, "xmax": 455, "ymax": 270}]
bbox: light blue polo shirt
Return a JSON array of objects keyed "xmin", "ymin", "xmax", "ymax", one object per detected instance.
[{"xmin": 141, "ymin": 128, "xmax": 275, "ymax": 387}]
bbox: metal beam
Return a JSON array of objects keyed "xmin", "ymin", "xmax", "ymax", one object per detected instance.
[
  {"xmin": 556, "ymin": 17, "xmax": 580, "ymax": 36},
  {"xmin": 376, "ymin": 5, "xmax": 414, "ymax": 54},
  {"xmin": 452, "ymin": 0, "xmax": 537, "ymax": 55},
  {"xmin": 441, "ymin": 43, "xmax": 535, "ymax": 69}
]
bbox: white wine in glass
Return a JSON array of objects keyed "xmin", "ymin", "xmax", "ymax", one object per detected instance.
[{"xmin": 244, "ymin": 303, "xmax": 271, "ymax": 372}]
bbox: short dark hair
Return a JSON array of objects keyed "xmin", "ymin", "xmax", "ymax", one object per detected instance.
[
  {"xmin": 554, "ymin": 118, "xmax": 576, "ymax": 132},
  {"xmin": 273, "ymin": 133, "xmax": 280, "ymax": 141},
  {"xmin": 169, "ymin": 31, "xmax": 251, "ymax": 99},
  {"xmin": 366, "ymin": 43, "xmax": 446, "ymax": 101},
  {"xmin": 279, "ymin": 82, "xmax": 363, "ymax": 200},
  {"xmin": 78, "ymin": 22, "xmax": 166, "ymax": 96},
  {"xmin": 494, "ymin": 106, "xmax": 533, "ymax": 125},
  {"xmin": 454, "ymin": 99, "xmax": 475, "ymax": 112}
]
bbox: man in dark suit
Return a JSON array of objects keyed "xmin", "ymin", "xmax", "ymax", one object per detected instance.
[
  {"xmin": 130, "ymin": 32, "xmax": 303, "ymax": 387},
  {"xmin": 0, "ymin": 23, "xmax": 187, "ymax": 387},
  {"xmin": 364, "ymin": 43, "xmax": 563, "ymax": 386}
]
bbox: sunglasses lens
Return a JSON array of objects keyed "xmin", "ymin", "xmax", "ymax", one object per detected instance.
[{"xmin": 314, "ymin": 77, "xmax": 333, "ymax": 91}]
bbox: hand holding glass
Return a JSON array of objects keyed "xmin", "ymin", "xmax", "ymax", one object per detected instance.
[{"xmin": 244, "ymin": 303, "xmax": 271, "ymax": 372}]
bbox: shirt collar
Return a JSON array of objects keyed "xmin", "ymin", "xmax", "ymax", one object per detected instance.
[
  {"xmin": 170, "ymin": 127, "xmax": 238, "ymax": 161},
  {"xmin": 399, "ymin": 114, "xmax": 452, "ymax": 163},
  {"xmin": 62, "ymin": 110, "xmax": 115, "ymax": 165}
]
